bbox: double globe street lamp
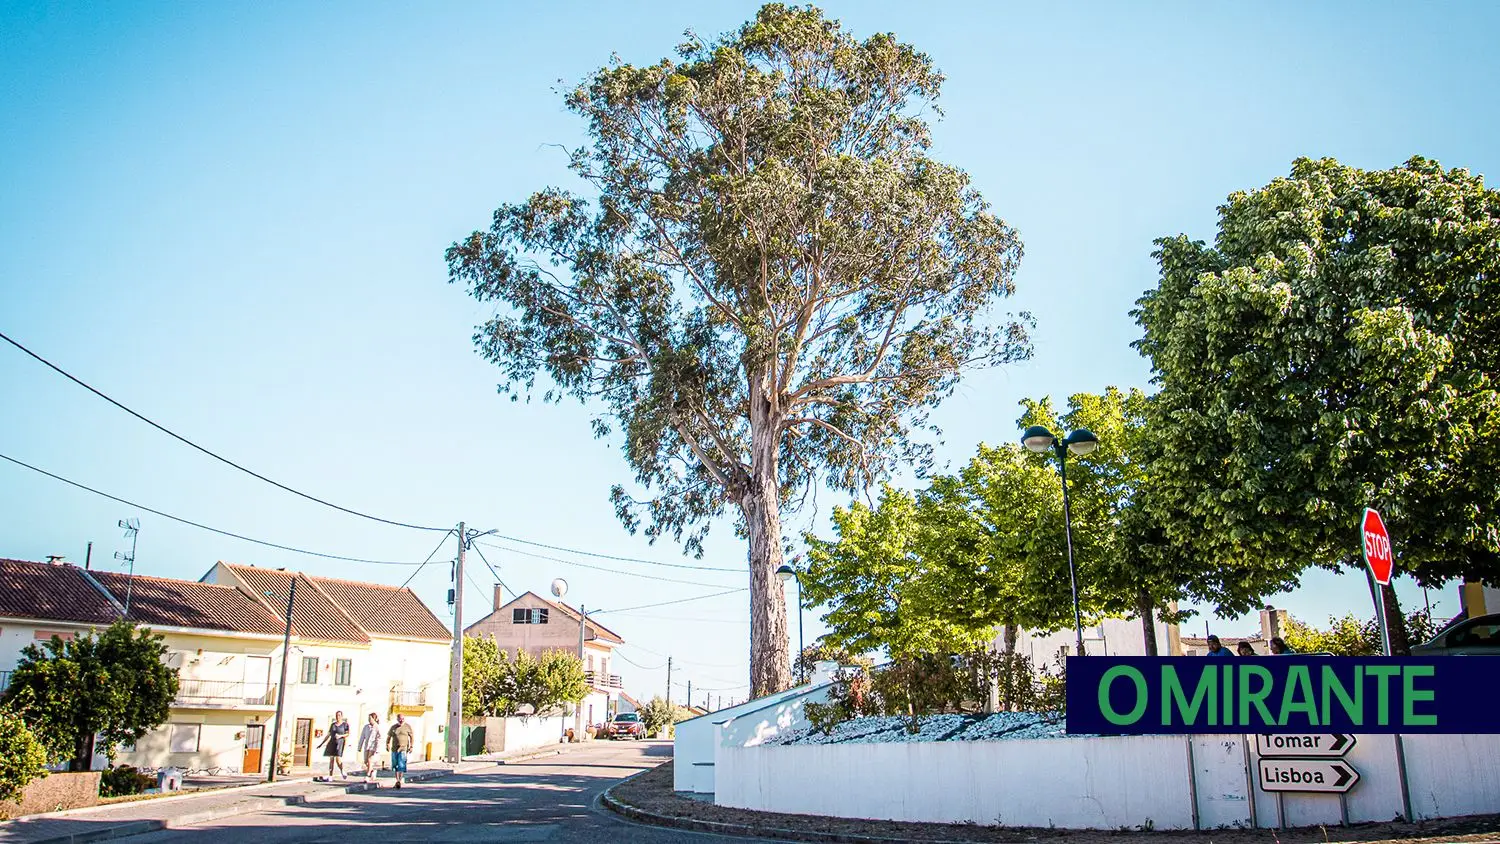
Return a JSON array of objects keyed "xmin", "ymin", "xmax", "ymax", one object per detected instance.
[{"xmin": 1021, "ymin": 424, "xmax": 1099, "ymax": 657}]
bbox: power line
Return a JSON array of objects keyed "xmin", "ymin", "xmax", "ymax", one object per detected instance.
[
  {"xmin": 469, "ymin": 542, "xmax": 516, "ymax": 602},
  {"xmin": 364, "ymin": 531, "xmax": 457, "ymax": 621},
  {"xmin": 485, "ymin": 531, "xmax": 742, "ymax": 572},
  {"xmin": 0, "ymin": 329, "xmax": 448, "ymax": 533},
  {"xmin": 477, "ymin": 541, "xmax": 738, "ymax": 588},
  {"xmin": 0, "ymin": 451, "xmax": 446, "ymax": 566},
  {"xmin": 594, "ymin": 587, "xmax": 747, "ymax": 615},
  {"xmin": 613, "ymin": 650, "xmax": 666, "ymax": 671}
]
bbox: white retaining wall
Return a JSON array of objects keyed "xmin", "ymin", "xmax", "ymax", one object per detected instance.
[
  {"xmin": 715, "ymin": 732, "xmax": 1500, "ymax": 830},
  {"xmin": 483, "ymin": 715, "xmax": 568, "ymax": 754},
  {"xmin": 674, "ymin": 670, "xmax": 836, "ymax": 794}
]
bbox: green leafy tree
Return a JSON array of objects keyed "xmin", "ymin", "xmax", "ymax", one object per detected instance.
[
  {"xmin": 637, "ymin": 696, "xmax": 693, "ymax": 738},
  {"xmin": 1, "ymin": 621, "xmax": 177, "ymax": 770},
  {"xmin": 515, "ymin": 650, "xmax": 589, "ymax": 716},
  {"xmin": 446, "ymin": 3, "xmax": 1030, "ymax": 696},
  {"xmin": 461, "ymin": 636, "xmax": 505, "ymax": 719},
  {"xmin": 1134, "ymin": 156, "xmax": 1500, "ymax": 651},
  {"xmin": 0, "ymin": 710, "xmax": 47, "ymax": 807},
  {"xmin": 801, "ymin": 486, "xmax": 999, "ymax": 663}
]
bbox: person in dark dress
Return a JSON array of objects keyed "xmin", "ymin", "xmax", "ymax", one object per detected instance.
[{"xmin": 317, "ymin": 710, "xmax": 350, "ymax": 780}]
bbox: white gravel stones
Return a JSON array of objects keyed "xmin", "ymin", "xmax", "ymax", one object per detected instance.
[{"xmin": 768, "ymin": 711, "xmax": 1079, "ymax": 746}]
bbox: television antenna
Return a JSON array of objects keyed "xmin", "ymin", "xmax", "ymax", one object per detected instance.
[{"xmin": 115, "ymin": 518, "xmax": 140, "ymax": 616}]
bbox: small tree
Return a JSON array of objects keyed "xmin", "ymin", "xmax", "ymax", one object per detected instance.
[
  {"xmin": 1284, "ymin": 610, "xmax": 1439, "ymax": 656},
  {"xmin": 461, "ymin": 636, "xmax": 504, "ymax": 718},
  {"xmin": 1, "ymin": 621, "xmax": 177, "ymax": 770},
  {"xmin": 0, "ymin": 710, "xmax": 47, "ymax": 807},
  {"xmin": 639, "ymin": 696, "xmax": 682, "ymax": 738}
]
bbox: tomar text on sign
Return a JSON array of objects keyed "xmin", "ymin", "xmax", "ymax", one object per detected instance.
[{"xmin": 1256, "ymin": 733, "xmax": 1356, "ymax": 758}]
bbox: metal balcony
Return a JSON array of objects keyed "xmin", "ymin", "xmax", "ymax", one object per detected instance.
[
  {"xmin": 174, "ymin": 678, "xmax": 277, "ymax": 708},
  {"xmin": 391, "ymin": 686, "xmax": 429, "ymax": 708},
  {"xmin": 584, "ymin": 671, "xmax": 623, "ymax": 690}
]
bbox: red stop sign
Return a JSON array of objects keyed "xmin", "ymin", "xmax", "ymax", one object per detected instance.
[{"xmin": 1362, "ymin": 508, "xmax": 1394, "ymax": 586}]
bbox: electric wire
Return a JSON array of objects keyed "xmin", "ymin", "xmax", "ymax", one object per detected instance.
[
  {"xmin": 0, "ymin": 451, "xmax": 448, "ymax": 566},
  {"xmin": 612, "ymin": 650, "xmax": 666, "ymax": 671},
  {"xmin": 485, "ymin": 531, "xmax": 742, "ymax": 572},
  {"xmin": 362, "ymin": 531, "xmax": 457, "ymax": 621},
  {"xmin": 0, "ymin": 329, "xmax": 448, "ymax": 532},
  {"xmin": 469, "ymin": 542, "xmax": 517, "ymax": 601},
  {"xmin": 476, "ymin": 540, "xmax": 737, "ymax": 588},
  {"xmin": 593, "ymin": 587, "xmax": 747, "ymax": 615}
]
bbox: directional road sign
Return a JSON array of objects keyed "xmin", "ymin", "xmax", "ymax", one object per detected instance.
[
  {"xmin": 1258, "ymin": 759, "xmax": 1361, "ymax": 793},
  {"xmin": 1256, "ymin": 733, "xmax": 1356, "ymax": 758},
  {"xmin": 1362, "ymin": 507, "xmax": 1394, "ymax": 586}
]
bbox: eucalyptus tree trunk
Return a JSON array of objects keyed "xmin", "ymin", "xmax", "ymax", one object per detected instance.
[{"xmin": 741, "ymin": 375, "xmax": 791, "ymax": 697}]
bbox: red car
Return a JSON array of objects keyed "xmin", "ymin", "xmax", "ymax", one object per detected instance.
[{"xmin": 606, "ymin": 712, "xmax": 645, "ymax": 739}]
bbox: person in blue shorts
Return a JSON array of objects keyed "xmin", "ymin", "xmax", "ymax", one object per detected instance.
[{"xmin": 386, "ymin": 713, "xmax": 414, "ymax": 789}]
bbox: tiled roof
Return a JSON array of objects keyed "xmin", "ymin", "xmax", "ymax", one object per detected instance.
[
  {"xmin": 0, "ymin": 559, "xmax": 119, "ymax": 624},
  {"xmin": 308, "ymin": 575, "xmax": 451, "ymax": 641},
  {"xmin": 89, "ymin": 571, "xmax": 286, "ymax": 636},
  {"xmin": 227, "ymin": 566, "xmax": 369, "ymax": 644}
]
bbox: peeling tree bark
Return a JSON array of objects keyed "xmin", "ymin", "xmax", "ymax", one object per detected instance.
[{"xmin": 742, "ymin": 370, "xmax": 791, "ymax": 697}]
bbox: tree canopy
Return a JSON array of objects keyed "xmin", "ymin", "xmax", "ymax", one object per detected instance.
[
  {"xmin": 462, "ymin": 640, "xmax": 588, "ymax": 719},
  {"xmin": 446, "ymin": 3, "xmax": 1029, "ymax": 695},
  {"xmin": 1134, "ymin": 156, "xmax": 1500, "ymax": 627},
  {"xmin": 1, "ymin": 621, "xmax": 177, "ymax": 771}
]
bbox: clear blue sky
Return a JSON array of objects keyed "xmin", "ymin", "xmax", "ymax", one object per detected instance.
[{"xmin": 3, "ymin": 1, "xmax": 1496, "ymax": 701}]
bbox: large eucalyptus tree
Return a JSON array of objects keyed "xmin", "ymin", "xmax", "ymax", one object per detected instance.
[{"xmin": 447, "ymin": 4, "xmax": 1029, "ymax": 694}]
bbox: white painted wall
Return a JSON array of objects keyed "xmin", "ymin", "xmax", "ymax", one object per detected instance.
[
  {"xmin": 675, "ymin": 677, "xmax": 833, "ymax": 794},
  {"xmin": 483, "ymin": 715, "xmax": 568, "ymax": 753},
  {"xmin": 715, "ymin": 733, "xmax": 1500, "ymax": 830}
]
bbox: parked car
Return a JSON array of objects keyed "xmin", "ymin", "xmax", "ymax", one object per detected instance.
[
  {"xmin": 606, "ymin": 712, "xmax": 645, "ymax": 740},
  {"xmin": 1410, "ymin": 613, "xmax": 1500, "ymax": 656}
]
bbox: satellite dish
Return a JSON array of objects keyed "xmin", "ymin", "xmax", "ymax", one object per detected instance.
[{"xmin": 550, "ymin": 578, "xmax": 568, "ymax": 598}]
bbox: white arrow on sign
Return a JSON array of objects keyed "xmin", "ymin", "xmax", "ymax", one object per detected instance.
[
  {"xmin": 1258, "ymin": 759, "xmax": 1361, "ymax": 793},
  {"xmin": 1256, "ymin": 733, "xmax": 1356, "ymax": 758}
]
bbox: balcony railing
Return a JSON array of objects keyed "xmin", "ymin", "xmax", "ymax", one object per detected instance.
[
  {"xmin": 175, "ymin": 678, "xmax": 277, "ymax": 707},
  {"xmin": 585, "ymin": 671, "xmax": 623, "ymax": 690},
  {"xmin": 391, "ymin": 686, "xmax": 428, "ymax": 708},
  {"xmin": 0, "ymin": 670, "xmax": 11, "ymax": 693}
]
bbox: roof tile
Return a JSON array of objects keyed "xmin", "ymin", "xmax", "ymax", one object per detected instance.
[
  {"xmin": 89, "ymin": 570, "xmax": 286, "ymax": 636},
  {"xmin": 228, "ymin": 566, "xmax": 369, "ymax": 644},
  {"xmin": 308, "ymin": 575, "xmax": 451, "ymax": 641},
  {"xmin": 0, "ymin": 559, "xmax": 118, "ymax": 625}
]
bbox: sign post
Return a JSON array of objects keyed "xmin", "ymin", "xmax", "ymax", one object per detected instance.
[{"xmin": 1362, "ymin": 508, "xmax": 1394, "ymax": 656}]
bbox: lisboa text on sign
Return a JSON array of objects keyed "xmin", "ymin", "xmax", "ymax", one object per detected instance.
[
  {"xmin": 1256, "ymin": 733, "xmax": 1356, "ymax": 758},
  {"xmin": 1258, "ymin": 759, "xmax": 1361, "ymax": 793}
]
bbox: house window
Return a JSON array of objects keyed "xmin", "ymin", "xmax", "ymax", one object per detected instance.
[
  {"xmin": 511, "ymin": 608, "xmax": 549, "ymax": 624},
  {"xmin": 334, "ymin": 659, "xmax": 353, "ymax": 686},
  {"xmin": 34, "ymin": 629, "xmax": 75, "ymax": 642},
  {"xmin": 300, "ymin": 656, "xmax": 319, "ymax": 684},
  {"xmin": 169, "ymin": 723, "xmax": 201, "ymax": 753}
]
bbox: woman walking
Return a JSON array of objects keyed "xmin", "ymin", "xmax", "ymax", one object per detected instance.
[
  {"xmin": 357, "ymin": 712, "xmax": 383, "ymax": 784},
  {"xmin": 317, "ymin": 710, "xmax": 350, "ymax": 780}
]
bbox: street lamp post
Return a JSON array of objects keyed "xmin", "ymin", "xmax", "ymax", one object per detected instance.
[
  {"xmin": 776, "ymin": 564, "xmax": 803, "ymax": 685},
  {"xmin": 1021, "ymin": 424, "xmax": 1099, "ymax": 657}
]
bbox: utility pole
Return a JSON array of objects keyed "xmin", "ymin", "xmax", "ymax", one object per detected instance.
[
  {"xmin": 446, "ymin": 522, "xmax": 465, "ymax": 763},
  {"xmin": 575, "ymin": 603, "xmax": 587, "ymax": 740},
  {"xmin": 267, "ymin": 578, "xmax": 297, "ymax": 782},
  {"xmin": 664, "ymin": 656, "xmax": 672, "ymax": 706}
]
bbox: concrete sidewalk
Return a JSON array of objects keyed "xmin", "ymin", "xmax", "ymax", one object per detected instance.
[{"xmin": 0, "ymin": 744, "xmax": 577, "ymax": 844}]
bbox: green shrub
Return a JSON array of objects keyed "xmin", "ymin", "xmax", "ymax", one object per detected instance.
[
  {"xmin": 0, "ymin": 710, "xmax": 48, "ymax": 805},
  {"xmin": 99, "ymin": 765, "xmax": 155, "ymax": 797}
]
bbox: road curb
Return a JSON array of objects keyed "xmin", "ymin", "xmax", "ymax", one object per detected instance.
[
  {"xmin": 599, "ymin": 774, "xmax": 973, "ymax": 844},
  {"xmin": 4, "ymin": 767, "xmax": 459, "ymax": 844}
]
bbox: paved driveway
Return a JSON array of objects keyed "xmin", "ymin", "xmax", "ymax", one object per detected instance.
[{"xmin": 117, "ymin": 740, "xmax": 761, "ymax": 843}]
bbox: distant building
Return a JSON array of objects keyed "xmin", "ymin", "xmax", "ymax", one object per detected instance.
[
  {"xmin": 1460, "ymin": 579, "xmax": 1499, "ymax": 620},
  {"xmin": 464, "ymin": 588, "xmax": 626, "ymax": 727},
  {"xmin": 1179, "ymin": 606, "xmax": 1289, "ymax": 656},
  {"xmin": 0, "ymin": 556, "xmax": 450, "ymax": 774}
]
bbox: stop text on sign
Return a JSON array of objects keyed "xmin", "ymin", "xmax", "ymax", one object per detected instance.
[{"xmin": 1363, "ymin": 530, "xmax": 1391, "ymax": 566}]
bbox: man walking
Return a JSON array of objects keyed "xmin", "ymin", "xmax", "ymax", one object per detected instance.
[{"xmin": 386, "ymin": 713, "xmax": 415, "ymax": 789}]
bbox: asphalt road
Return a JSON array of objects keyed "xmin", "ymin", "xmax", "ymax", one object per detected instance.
[{"xmin": 115, "ymin": 740, "xmax": 764, "ymax": 843}]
